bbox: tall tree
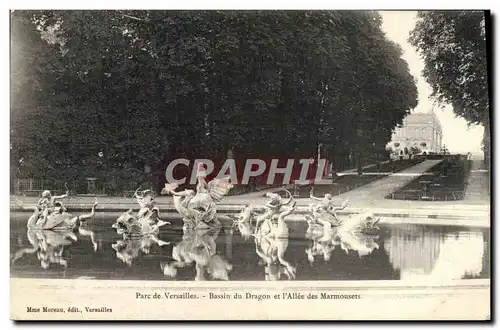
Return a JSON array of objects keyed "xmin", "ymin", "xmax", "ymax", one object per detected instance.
[
  {"xmin": 11, "ymin": 10, "xmax": 419, "ymax": 192},
  {"xmin": 409, "ymin": 11, "xmax": 490, "ymax": 165}
]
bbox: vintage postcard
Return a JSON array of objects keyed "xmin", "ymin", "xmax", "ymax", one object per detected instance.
[{"xmin": 9, "ymin": 9, "xmax": 490, "ymax": 321}]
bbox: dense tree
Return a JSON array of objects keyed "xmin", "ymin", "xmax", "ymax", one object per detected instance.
[
  {"xmin": 409, "ymin": 11, "xmax": 490, "ymax": 166},
  {"xmin": 10, "ymin": 10, "xmax": 418, "ymax": 193},
  {"xmin": 10, "ymin": 11, "xmax": 65, "ymax": 178}
]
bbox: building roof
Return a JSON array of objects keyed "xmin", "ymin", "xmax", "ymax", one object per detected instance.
[{"xmin": 402, "ymin": 112, "xmax": 442, "ymax": 132}]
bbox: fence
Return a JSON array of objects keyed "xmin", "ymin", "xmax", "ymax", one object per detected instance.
[{"xmin": 12, "ymin": 178, "xmax": 108, "ymax": 197}]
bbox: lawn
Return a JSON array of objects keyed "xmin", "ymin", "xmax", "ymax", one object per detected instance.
[
  {"xmin": 286, "ymin": 157, "xmax": 425, "ymax": 199},
  {"xmin": 387, "ymin": 156, "xmax": 472, "ymax": 201}
]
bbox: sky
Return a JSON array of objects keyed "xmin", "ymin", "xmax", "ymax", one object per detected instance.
[{"xmin": 379, "ymin": 11, "xmax": 485, "ymax": 154}]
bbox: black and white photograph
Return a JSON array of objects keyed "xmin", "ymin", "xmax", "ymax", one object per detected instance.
[{"xmin": 8, "ymin": 8, "xmax": 491, "ymax": 320}]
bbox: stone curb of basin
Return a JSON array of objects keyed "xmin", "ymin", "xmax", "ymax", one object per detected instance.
[
  {"xmin": 11, "ymin": 277, "xmax": 490, "ymax": 290},
  {"xmin": 10, "ymin": 203, "xmax": 490, "ymax": 222}
]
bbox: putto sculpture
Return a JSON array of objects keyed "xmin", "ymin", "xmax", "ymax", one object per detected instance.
[
  {"xmin": 230, "ymin": 189, "xmax": 297, "ymax": 239},
  {"xmin": 111, "ymin": 189, "xmax": 170, "ymax": 266},
  {"xmin": 111, "ymin": 188, "xmax": 170, "ymax": 266},
  {"xmin": 112, "ymin": 187, "xmax": 169, "ymax": 236},
  {"xmin": 133, "ymin": 188, "xmax": 163, "ymax": 226},
  {"xmin": 254, "ymin": 189, "xmax": 295, "ymax": 233},
  {"xmin": 307, "ymin": 187, "xmax": 349, "ymax": 226},
  {"xmin": 110, "ymin": 186, "xmax": 171, "ymax": 267},
  {"xmin": 255, "ymin": 195, "xmax": 297, "ymax": 239},
  {"xmin": 227, "ymin": 188, "xmax": 298, "ymax": 280},
  {"xmin": 161, "ymin": 165, "xmax": 234, "ymax": 229},
  {"xmin": 112, "ymin": 208, "xmax": 170, "ymax": 240},
  {"xmin": 12, "ymin": 189, "xmax": 100, "ymax": 269},
  {"xmin": 229, "ymin": 204, "xmax": 255, "ymax": 240},
  {"xmin": 304, "ymin": 188, "xmax": 380, "ymax": 261},
  {"xmin": 14, "ymin": 192, "xmax": 98, "ymax": 231},
  {"xmin": 307, "ymin": 188, "xmax": 380, "ymax": 235}
]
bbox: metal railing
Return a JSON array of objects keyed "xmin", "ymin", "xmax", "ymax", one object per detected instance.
[
  {"xmin": 12, "ymin": 178, "xmax": 107, "ymax": 196},
  {"xmin": 11, "ymin": 176, "xmax": 159, "ymax": 197}
]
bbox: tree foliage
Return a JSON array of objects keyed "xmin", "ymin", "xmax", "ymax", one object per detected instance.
[
  {"xmin": 409, "ymin": 11, "xmax": 490, "ymax": 163},
  {"xmin": 11, "ymin": 10, "xmax": 419, "ymax": 192}
]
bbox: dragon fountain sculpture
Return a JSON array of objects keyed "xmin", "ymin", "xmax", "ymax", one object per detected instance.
[
  {"xmin": 304, "ymin": 190, "xmax": 381, "ymax": 262},
  {"xmin": 161, "ymin": 170, "xmax": 234, "ymax": 229},
  {"xmin": 307, "ymin": 187, "xmax": 349, "ymax": 226},
  {"xmin": 230, "ymin": 189, "xmax": 297, "ymax": 239},
  {"xmin": 12, "ymin": 187, "xmax": 102, "ymax": 269},
  {"xmin": 307, "ymin": 188, "xmax": 380, "ymax": 235},
  {"xmin": 112, "ymin": 187, "xmax": 170, "ymax": 236},
  {"xmin": 13, "ymin": 190, "xmax": 98, "ymax": 231},
  {"xmin": 228, "ymin": 189, "xmax": 298, "ymax": 280},
  {"xmin": 111, "ymin": 188, "xmax": 170, "ymax": 265}
]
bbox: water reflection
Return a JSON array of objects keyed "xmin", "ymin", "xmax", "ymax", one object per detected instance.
[
  {"xmin": 337, "ymin": 229, "xmax": 380, "ymax": 257},
  {"xmin": 112, "ymin": 234, "xmax": 170, "ymax": 267},
  {"xmin": 111, "ymin": 207, "xmax": 171, "ymax": 266},
  {"xmin": 430, "ymin": 232, "xmax": 484, "ymax": 279},
  {"xmin": 305, "ymin": 221, "xmax": 380, "ymax": 264},
  {"xmin": 228, "ymin": 202, "xmax": 297, "ymax": 280},
  {"xmin": 9, "ymin": 212, "xmax": 489, "ymax": 281},
  {"xmin": 11, "ymin": 225, "xmax": 99, "ymax": 270},
  {"xmin": 305, "ymin": 223, "xmax": 339, "ymax": 264},
  {"xmin": 254, "ymin": 235, "xmax": 296, "ymax": 281},
  {"xmin": 385, "ymin": 225, "xmax": 486, "ymax": 280},
  {"xmin": 161, "ymin": 227, "xmax": 232, "ymax": 281}
]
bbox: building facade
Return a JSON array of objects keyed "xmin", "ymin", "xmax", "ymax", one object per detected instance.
[{"xmin": 387, "ymin": 112, "xmax": 443, "ymax": 154}]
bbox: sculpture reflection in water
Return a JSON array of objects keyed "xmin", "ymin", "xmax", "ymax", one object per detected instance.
[
  {"xmin": 161, "ymin": 169, "xmax": 234, "ymax": 230},
  {"xmin": 305, "ymin": 191, "xmax": 380, "ymax": 263},
  {"xmin": 11, "ymin": 198, "xmax": 100, "ymax": 269},
  {"xmin": 111, "ymin": 189, "xmax": 170, "ymax": 266},
  {"xmin": 231, "ymin": 189, "xmax": 298, "ymax": 280},
  {"xmin": 336, "ymin": 228, "xmax": 380, "ymax": 257},
  {"xmin": 253, "ymin": 235, "xmax": 296, "ymax": 281},
  {"xmin": 160, "ymin": 227, "xmax": 233, "ymax": 281},
  {"xmin": 305, "ymin": 220, "xmax": 340, "ymax": 264},
  {"xmin": 337, "ymin": 212, "xmax": 381, "ymax": 235},
  {"xmin": 305, "ymin": 221, "xmax": 380, "ymax": 264}
]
